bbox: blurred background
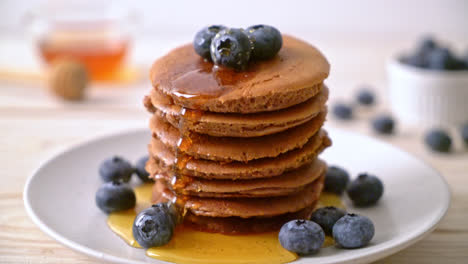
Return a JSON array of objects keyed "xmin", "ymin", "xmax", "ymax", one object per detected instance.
[{"xmin": 0, "ymin": 0, "xmax": 467, "ymax": 112}]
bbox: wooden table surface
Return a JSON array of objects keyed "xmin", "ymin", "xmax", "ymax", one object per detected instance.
[{"xmin": 0, "ymin": 35, "xmax": 467, "ymax": 263}]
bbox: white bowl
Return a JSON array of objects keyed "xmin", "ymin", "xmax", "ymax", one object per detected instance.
[{"xmin": 387, "ymin": 57, "xmax": 468, "ymax": 127}]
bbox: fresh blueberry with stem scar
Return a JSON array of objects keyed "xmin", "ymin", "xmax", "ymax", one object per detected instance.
[
  {"xmin": 372, "ymin": 115, "xmax": 395, "ymax": 134},
  {"xmin": 333, "ymin": 213, "xmax": 375, "ymax": 249},
  {"xmin": 246, "ymin": 24, "xmax": 282, "ymax": 60},
  {"xmin": 324, "ymin": 166, "xmax": 350, "ymax": 195},
  {"xmin": 132, "ymin": 203, "xmax": 178, "ymax": 248},
  {"xmin": 332, "ymin": 103, "xmax": 353, "ymax": 120},
  {"xmin": 347, "ymin": 173, "xmax": 384, "ymax": 207},
  {"xmin": 425, "ymin": 129, "xmax": 452, "ymax": 153},
  {"xmin": 210, "ymin": 28, "xmax": 252, "ymax": 70},
  {"xmin": 99, "ymin": 156, "xmax": 134, "ymax": 183},
  {"xmin": 135, "ymin": 155, "xmax": 152, "ymax": 183},
  {"xmin": 193, "ymin": 25, "xmax": 227, "ymax": 61},
  {"xmin": 95, "ymin": 181, "xmax": 136, "ymax": 214},
  {"xmin": 310, "ymin": 206, "xmax": 346, "ymax": 236},
  {"xmin": 279, "ymin": 219, "xmax": 325, "ymax": 255}
]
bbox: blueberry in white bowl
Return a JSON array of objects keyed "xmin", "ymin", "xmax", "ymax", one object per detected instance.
[
  {"xmin": 333, "ymin": 213, "xmax": 375, "ymax": 249},
  {"xmin": 95, "ymin": 181, "xmax": 136, "ymax": 214},
  {"xmin": 99, "ymin": 156, "xmax": 134, "ymax": 183}
]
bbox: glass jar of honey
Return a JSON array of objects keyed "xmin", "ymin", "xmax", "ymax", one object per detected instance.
[{"xmin": 28, "ymin": 0, "xmax": 136, "ymax": 81}]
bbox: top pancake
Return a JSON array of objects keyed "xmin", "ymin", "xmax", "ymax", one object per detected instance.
[{"xmin": 150, "ymin": 35, "xmax": 330, "ymax": 113}]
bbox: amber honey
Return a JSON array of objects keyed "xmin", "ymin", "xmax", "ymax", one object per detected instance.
[
  {"xmin": 107, "ymin": 183, "xmax": 344, "ymax": 264},
  {"xmin": 38, "ymin": 28, "xmax": 129, "ymax": 81}
]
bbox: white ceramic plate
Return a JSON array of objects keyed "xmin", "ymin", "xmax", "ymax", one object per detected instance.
[{"xmin": 24, "ymin": 127, "xmax": 450, "ymax": 264}]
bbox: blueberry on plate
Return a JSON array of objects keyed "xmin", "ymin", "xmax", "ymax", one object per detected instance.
[
  {"xmin": 425, "ymin": 129, "xmax": 452, "ymax": 152},
  {"xmin": 333, "ymin": 213, "xmax": 375, "ymax": 249},
  {"xmin": 210, "ymin": 28, "xmax": 252, "ymax": 70},
  {"xmin": 193, "ymin": 25, "xmax": 227, "ymax": 61},
  {"xmin": 347, "ymin": 173, "xmax": 384, "ymax": 207},
  {"xmin": 246, "ymin": 24, "xmax": 282, "ymax": 60},
  {"xmin": 324, "ymin": 166, "xmax": 350, "ymax": 195},
  {"xmin": 135, "ymin": 155, "xmax": 152, "ymax": 183},
  {"xmin": 95, "ymin": 181, "xmax": 136, "ymax": 214},
  {"xmin": 310, "ymin": 206, "xmax": 346, "ymax": 236},
  {"xmin": 462, "ymin": 124, "xmax": 468, "ymax": 145},
  {"xmin": 356, "ymin": 88, "xmax": 375, "ymax": 106},
  {"xmin": 279, "ymin": 219, "xmax": 325, "ymax": 255},
  {"xmin": 332, "ymin": 103, "xmax": 353, "ymax": 120},
  {"xmin": 99, "ymin": 156, "xmax": 134, "ymax": 183},
  {"xmin": 372, "ymin": 115, "xmax": 395, "ymax": 134},
  {"xmin": 132, "ymin": 203, "xmax": 177, "ymax": 248}
]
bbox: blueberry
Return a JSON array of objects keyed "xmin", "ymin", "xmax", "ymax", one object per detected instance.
[
  {"xmin": 132, "ymin": 203, "xmax": 177, "ymax": 248},
  {"xmin": 425, "ymin": 129, "xmax": 452, "ymax": 153},
  {"xmin": 427, "ymin": 47, "xmax": 464, "ymax": 70},
  {"xmin": 400, "ymin": 53, "xmax": 427, "ymax": 68},
  {"xmin": 279, "ymin": 219, "xmax": 325, "ymax": 255},
  {"xmin": 246, "ymin": 24, "xmax": 282, "ymax": 60},
  {"xmin": 210, "ymin": 28, "xmax": 252, "ymax": 70},
  {"xmin": 347, "ymin": 173, "xmax": 384, "ymax": 207},
  {"xmin": 372, "ymin": 115, "xmax": 395, "ymax": 134},
  {"xmin": 324, "ymin": 166, "xmax": 350, "ymax": 195},
  {"xmin": 462, "ymin": 124, "xmax": 468, "ymax": 145},
  {"xmin": 95, "ymin": 181, "xmax": 136, "ymax": 214},
  {"xmin": 333, "ymin": 213, "xmax": 375, "ymax": 249},
  {"xmin": 417, "ymin": 36, "xmax": 437, "ymax": 55},
  {"xmin": 332, "ymin": 103, "xmax": 353, "ymax": 120},
  {"xmin": 135, "ymin": 155, "xmax": 152, "ymax": 183},
  {"xmin": 193, "ymin": 25, "xmax": 227, "ymax": 61},
  {"xmin": 310, "ymin": 206, "xmax": 346, "ymax": 236},
  {"xmin": 356, "ymin": 88, "xmax": 375, "ymax": 106},
  {"xmin": 99, "ymin": 156, "xmax": 133, "ymax": 183}
]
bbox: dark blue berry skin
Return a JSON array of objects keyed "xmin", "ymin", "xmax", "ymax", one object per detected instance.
[
  {"xmin": 332, "ymin": 103, "xmax": 353, "ymax": 120},
  {"xmin": 418, "ymin": 36, "xmax": 437, "ymax": 55},
  {"xmin": 324, "ymin": 166, "xmax": 350, "ymax": 195},
  {"xmin": 356, "ymin": 89, "xmax": 375, "ymax": 106},
  {"xmin": 427, "ymin": 47, "xmax": 465, "ymax": 70},
  {"xmin": 310, "ymin": 206, "xmax": 346, "ymax": 236},
  {"xmin": 210, "ymin": 28, "xmax": 252, "ymax": 70},
  {"xmin": 279, "ymin": 219, "xmax": 325, "ymax": 255},
  {"xmin": 99, "ymin": 156, "xmax": 133, "ymax": 183},
  {"xmin": 135, "ymin": 155, "xmax": 152, "ymax": 183},
  {"xmin": 132, "ymin": 203, "xmax": 177, "ymax": 248},
  {"xmin": 372, "ymin": 115, "xmax": 395, "ymax": 134},
  {"xmin": 347, "ymin": 173, "xmax": 384, "ymax": 207},
  {"xmin": 95, "ymin": 181, "xmax": 136, "ymax": 214},
  {"xmin": 193, "ymin": 25, "xmax": 227, "ymax": 61},
  {"xmin": 462, "ymin": 124, "xmax": 468, "ymax": 145},
  {"xmin": 400, "ymin": 53, "xmax": 427, "ymax": 68},
  {"xmin": 425, "ymin": 129, "xmax": 452, "ymax": 153},
  {"xmin": 246, "ymin": 24, "xmax": 282, "ymax": 60},
  {"xmin": 333, "ymin": 214, "xmax": 375, "ymax": 249}
]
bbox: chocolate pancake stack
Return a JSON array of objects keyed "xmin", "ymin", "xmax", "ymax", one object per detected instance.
[{"xmin": 144, "ymin": 36, "xmax": 331, "ymax": 234}]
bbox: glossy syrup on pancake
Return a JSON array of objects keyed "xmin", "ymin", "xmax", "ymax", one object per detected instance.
[{"xmin": 107, "ymin": 183, "xmax": 344, "ymax": 264}]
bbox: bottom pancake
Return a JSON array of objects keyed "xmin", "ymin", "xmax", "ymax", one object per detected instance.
[{"xmin": 183, "ymin": 202, "xmax": 317, "ymax": 234}]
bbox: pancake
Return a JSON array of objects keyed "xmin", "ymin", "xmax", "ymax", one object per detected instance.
[
  {"xmin": 148, "ymin": 129, "xmax": 331, "ymax": 179},
  {"xmin": 152, "ymin": 174, "xmax": 324, "ymax": 218},
  {"xmin": 150, "ymin": 35, "xmax": 330, "ymax": 113},
  {"xmin": 146, "ymin": 158, "xmax": 326, "ymax": 198},
  {"xmin": 149, "ymin": 110, "xmax": 327, "ymax": 162},
  {"xmin": 145, "ymin": 85, "xmax": 329, "ymax": 138}
]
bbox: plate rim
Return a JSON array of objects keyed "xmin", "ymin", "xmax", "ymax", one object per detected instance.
[{"xmin": 23, "ymin": 127, "xmax": 451, "ymax": 264}]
